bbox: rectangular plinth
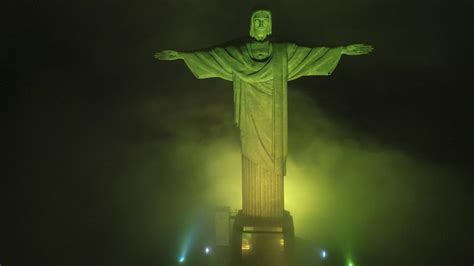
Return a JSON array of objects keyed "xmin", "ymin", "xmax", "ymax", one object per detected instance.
[{"xmin": 231, "ymin": 210, "xmax": 294, "ymax": 266}]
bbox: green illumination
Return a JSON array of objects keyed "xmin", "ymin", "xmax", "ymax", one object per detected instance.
[
  {"xmin": 155, "ymin": 7, "xmax": 373, "ymax": 227},
  {"xmin": 347, "ymin": 258, "xmax": 354, "ymax": 266},
  {"xmin": 154, "ymin": 9, "xmax": 372, "ymax": 181},
  {"xmin": 146, "ymin": 7, "xmax": 467, "ymax": 264},
  {"xmin": 155, "ymin": 10, "xmax": 372, "ymax": 189},
  {"xmin": 249, "ymin": 10, "xmax": 272, "ymax": 41}
]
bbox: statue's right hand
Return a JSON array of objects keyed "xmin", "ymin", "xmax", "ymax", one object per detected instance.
[{"xmin": 154, "ymin": 50, "xmax": 181, "ymax": 60}]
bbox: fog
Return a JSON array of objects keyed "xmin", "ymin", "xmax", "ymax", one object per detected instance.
[{"xmin": 4, "ymin": 0, "xmax": 472, "ymax": 265}]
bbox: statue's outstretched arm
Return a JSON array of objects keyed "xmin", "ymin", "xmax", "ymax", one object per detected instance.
[
  {"xmin": 154, "ymin": 50, "xmax": 183, "ymax": 60},
  {"xmin": 153, "ymin": 48, "xmax": 233, "ymax": 80},
  {"xmin": 342, "ymin": 44, "xmax": 374, "ymax": 56}
]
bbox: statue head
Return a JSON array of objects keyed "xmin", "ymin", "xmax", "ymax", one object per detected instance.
[{"xmin": 249, "ymin": 10, "xmax": 272, "ymax": 41}]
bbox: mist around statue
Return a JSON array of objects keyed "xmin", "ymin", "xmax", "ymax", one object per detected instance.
[
  {"xmin": 4, "ymin": 1, "xmax": 472, "ymax": 266},
  {"xmin": 153, "ymin": 9, "xmax": 378, "ymax": 265}
]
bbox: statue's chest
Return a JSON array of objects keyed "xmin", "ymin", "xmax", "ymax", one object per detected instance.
[{"xmin": 249, "ymin": 42, "xmax": 272, "ymax": 60}]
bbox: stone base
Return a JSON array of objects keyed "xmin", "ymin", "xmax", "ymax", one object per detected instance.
[{"xmin": 231, "ymin": 210, "xmax": 294, "ymax": 266}]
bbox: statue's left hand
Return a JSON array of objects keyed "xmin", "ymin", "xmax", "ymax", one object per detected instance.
[
  {"xmin": 154, "ymin": 50, "xmax": 182, "ymax": 60},
  {"xmin": 342, "ymin": 44, "xmax": 374, "ymax": 55}
]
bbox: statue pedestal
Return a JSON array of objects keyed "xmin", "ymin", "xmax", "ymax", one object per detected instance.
[{"xmin": 231, "ymin": 210, "xmax": 294, "ymax": 266}]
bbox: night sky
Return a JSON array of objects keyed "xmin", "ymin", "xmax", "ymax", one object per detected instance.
[{"xmin": 4, "ymin": 0, "xmax": 473, "ymax": 265}]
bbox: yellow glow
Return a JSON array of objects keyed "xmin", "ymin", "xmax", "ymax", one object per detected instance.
[
  {"xmin": 279, "ymin": 238, "xmax": 285, "ymax": 246},
  {"xmin": 285, "ymin": 158, "xmax": 327, "ymax": 236},
  {"xmin": 242, "ymin": 238, "xmax": 251, "ymax": 250},
  {"xmin": 202, "ymin": 141, "xmax": 242, "ymax": 209},
  {"xmin": 243, "ymin": 226, "xmax": 283, "ymax": 232}
]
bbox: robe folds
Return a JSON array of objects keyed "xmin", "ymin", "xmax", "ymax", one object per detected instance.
[{"xmin": 181, "ymin": 43, "xmax": 342, "ymax": 217}]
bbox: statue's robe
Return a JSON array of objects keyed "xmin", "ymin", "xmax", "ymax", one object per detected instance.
[{"xmin": 181, "ymin": 43, "xmax": 342, "ymax": 217}]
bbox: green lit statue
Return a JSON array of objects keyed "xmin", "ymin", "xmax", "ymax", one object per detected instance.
[{"xmin": 155, "ymin": 10, "xmax": 373, "ymax": 218}]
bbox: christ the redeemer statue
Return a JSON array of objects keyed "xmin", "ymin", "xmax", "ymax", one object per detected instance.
[{"xmin": 155, "ymin": 10, "xmax": 373, "ymax": 219}]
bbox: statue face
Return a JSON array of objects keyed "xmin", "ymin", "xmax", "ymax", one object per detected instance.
[{"xmin": 249, "ymin": 10, "xmax": 272, "ymax": 41}]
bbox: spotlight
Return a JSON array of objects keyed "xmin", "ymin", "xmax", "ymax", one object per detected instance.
[
  {"xmin": 204, "ymin": 246, "xmax": 211, "ymax": 255},
  {"xmin": 320, "ymin": 249, "xmax": 327, "ymax": 259},
  {"xmin": 178, "ymin": 256, "xmax": 185, "ymax": 264}
]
